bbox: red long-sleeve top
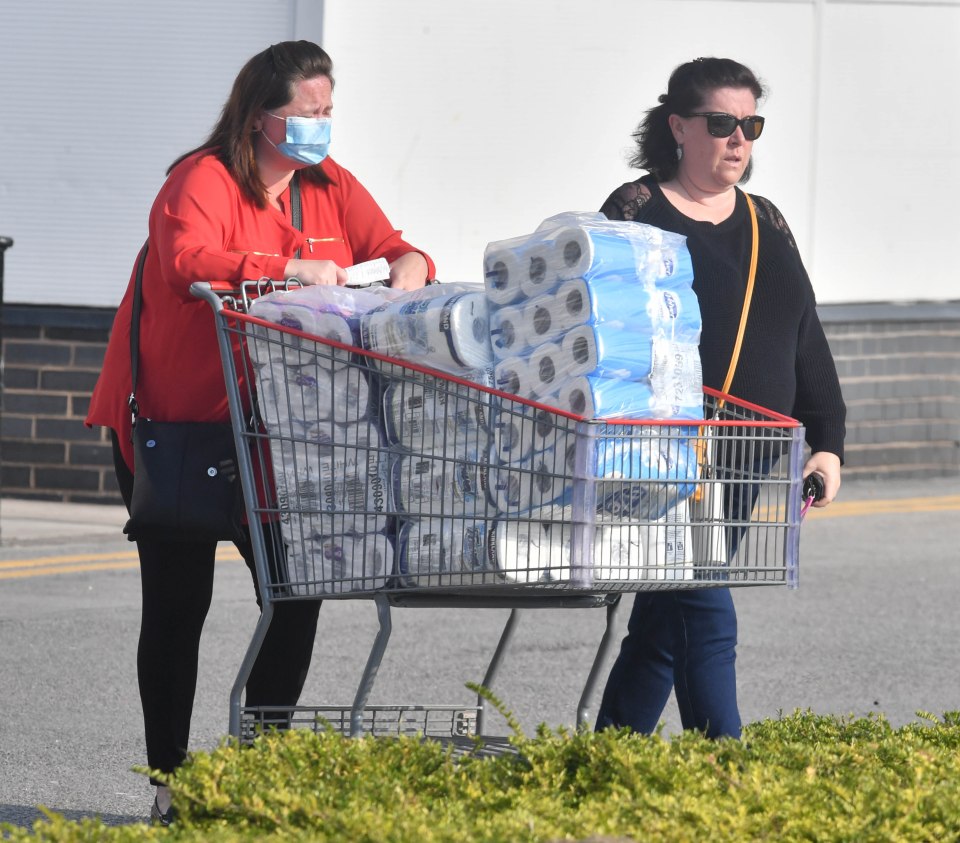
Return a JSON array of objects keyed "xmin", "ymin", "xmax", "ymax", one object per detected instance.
[{"xmin": 87, "ymin": 151, "xmax": 435, "ymax": 470}]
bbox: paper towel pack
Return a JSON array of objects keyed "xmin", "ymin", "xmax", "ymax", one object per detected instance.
[{"xmin": 359, "ymin": 283, "xmax": 495, "ymax": 375}]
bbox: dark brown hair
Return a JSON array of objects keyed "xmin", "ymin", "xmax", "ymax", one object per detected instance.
[
  {"xmin": 631, "ymin": 57, "xmax": 766, "ymax": 183},
  {"xmin": 169, "ymin": 41, "xmax": 335, "ymax": 207}
]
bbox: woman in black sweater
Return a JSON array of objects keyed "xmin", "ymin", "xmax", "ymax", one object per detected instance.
[{"xmin": 595, "ymin": 57, "xmax": 845, "ymax": 739}]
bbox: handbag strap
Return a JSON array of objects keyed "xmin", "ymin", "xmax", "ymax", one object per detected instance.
[
  {"xmin": 290, "ymin": 171, "xmax": 302, "ymax": 258},
  {"xmin": 127, "ymin": 239, "xmax": 150, "ymax": 421},
  {"xmin": 719, "ymin": 191, "xmax": 759, "ymax": 394}
]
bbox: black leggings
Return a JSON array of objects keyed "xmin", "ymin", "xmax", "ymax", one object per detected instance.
[{"xmin": 111, "ymin": 432, "xmax": 321, "ymax": 781}]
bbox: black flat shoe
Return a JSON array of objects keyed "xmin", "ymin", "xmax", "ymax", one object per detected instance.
[{"xmin": 150, "ymin": 796, "xmax": 177, "ymax": 826}]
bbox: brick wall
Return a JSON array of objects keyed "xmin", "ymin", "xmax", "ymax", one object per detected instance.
[
  {"xmin": 1, "ymin": 305, "xmax": 119, "ymax": 503},
  {"xmin": 0, "ymin": 301, "xmax": 958, "ymax": 503},
  {"xmin": 819, "ymin": 302, "xmax": 960, "ymax": 480}
]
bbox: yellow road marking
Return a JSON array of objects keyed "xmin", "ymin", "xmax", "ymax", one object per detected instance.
[
  {"xmin": 805, "ymin": 494, "xmax": 960, "ymax": 520},
  {"xmin": 0, "ymin": 547, "xmax": 244, "ymax": 580},
  {"xmin": 0, "ymin": 496, "xmax": 956, "ymax": 581}
]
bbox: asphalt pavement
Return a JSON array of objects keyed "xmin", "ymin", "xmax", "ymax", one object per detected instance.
[{"xmin": 1, "ymin": 476, "xmax": 958, "ymax": 828}]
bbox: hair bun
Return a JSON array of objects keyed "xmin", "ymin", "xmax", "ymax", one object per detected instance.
[{"xmin": 658, "ymin": 93, "xmax": 669, "ymax": 104}]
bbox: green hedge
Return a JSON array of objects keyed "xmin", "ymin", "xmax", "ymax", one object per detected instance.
[{"xmin": 4, "ymin": 710, "xmax": 960, "ymax": 842}]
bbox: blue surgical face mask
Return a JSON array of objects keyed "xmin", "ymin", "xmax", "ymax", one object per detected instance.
[{"xmin": 263, "ymin": 112, "xmax": 332, "ymax": 165}]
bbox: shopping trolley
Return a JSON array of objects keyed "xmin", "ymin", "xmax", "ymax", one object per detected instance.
[{"xmin": 192, "ymin": 280, "xmax": 807, "ymax": 744}]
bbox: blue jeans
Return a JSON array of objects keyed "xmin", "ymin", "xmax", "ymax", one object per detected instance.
[{"xmin": 595, "ymin": 587, "xmax": 740, "ymax": 738}]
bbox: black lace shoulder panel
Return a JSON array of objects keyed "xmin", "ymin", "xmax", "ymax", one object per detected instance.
[
  {"xmin": 749, "ymin": 193, "xmax": 798, "ymax": 253},
  {"xmin": 600, "ymin": 179, "xmax": 652, "ymax": 221}
]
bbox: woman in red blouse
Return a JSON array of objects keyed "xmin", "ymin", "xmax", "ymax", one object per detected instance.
[{"xmin": 87, "ymin": 40, "xmax": 434, "ymax": 825}]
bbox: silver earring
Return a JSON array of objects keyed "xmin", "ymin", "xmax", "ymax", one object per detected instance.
[{"xmin": 676, "ymin": 145, "xmax": 683, "ymax": 161}]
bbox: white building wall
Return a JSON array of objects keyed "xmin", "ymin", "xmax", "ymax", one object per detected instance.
[{"xmin": 1, "ymin": 0, "xmax": 957, "ymax": 307}]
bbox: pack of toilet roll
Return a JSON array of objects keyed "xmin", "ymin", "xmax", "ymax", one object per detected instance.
[
  {"xmin": 358, "ymin": 282, "xmax": 496, "ymax": 381},
  {"xmin": 396, "ymin": 517, "xmax": 500, "ymax": 587},
  {"xmin": 484, "ymin": 212, "xmax": 703, "ymax": 421},
  {"xmin": 247, "ymin": 286, "xmax": 402, "ymax": 594}
]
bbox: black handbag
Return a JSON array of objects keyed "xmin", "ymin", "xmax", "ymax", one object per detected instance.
[{"xmin": 122, "ymin": 241, "xmax": 244, "ymax": 543}]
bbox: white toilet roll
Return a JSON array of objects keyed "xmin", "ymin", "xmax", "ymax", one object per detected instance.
[
  {"xmin": 487, "ymin": 518, "xmax": 571, "ymax": 583},
  {"xmin": 645, "ymin": 287, "xmax": 702, "ymax": 343},
  {"xmin": 523, "ymin": 293, "xmax": 567, "ymax": 346},
  {"xmin": 553, "ymin": 275, "xmax": 700, "ymax": 337},
  {"xmin": 250, "ymin": 307, "xmax": 358, "ymax": 369},
  {"xmin": 483, "ymin": 445, "xmax": 575, "ymax": 516},
  {"xmin": 483, "ymin": 248, "xmax": 527, "ymax": 306},
  {"xmin": 552, "ymin": 226, "xmax": 641, "ymax": 281},
  {"xmin": 285, "ymin": 531, "xmax": 392, "ymax": 595},
  {"xmin": 491, "ymin": 400, "xmax": 570, "ymax": 467},
  {"xmin": 519, "ymin": 241, "xmax": 561, "ymax": 299},
  {"xmin": 560, "ymin": 323, "xmax": 654, "ymax": 381},
  {"xmin": 392, "ymin": 453, "xmax": 491, "ymax": 517},
  {"xmin": 269, "ymin": 422, "xmax": 390, "ymax": 538},
  {"xmin": 493, "ymin": 356, "xmax": 539, "ymax": 400},
  {"xmin": 529, "ymin": 404, "xmax": 568, "ymax": 457},
  {"xmin": 655, "ymin": 242, "xmax": 695, "ymax": 289},
  {"xmin": 381, "ymin": 379, "xmax": 490, "ymax": 453},
  {"xmin": 558, "ymin": 375, "xmax": 657, "ymax": 419},
  {"xmin": 528, "ymin": 341, "xmax": 564, "ymax": 396},
  {"xmin": 360, "ymin": 291, "xmax": 494, "ymax": 372},
  {"xmin": 492, "ymin": 411, "xmax": 534, "ymax": 465},
  {"xmin": 259, "ymin": 361, "xmax": 371, "ymax": 425},
  {"xmin": 592, "ymin": 524, "xmax": 645, "ymax": 581},
  {"xmin": 489, "ymin": 304, "xmax": 529, "ymax": 359}
]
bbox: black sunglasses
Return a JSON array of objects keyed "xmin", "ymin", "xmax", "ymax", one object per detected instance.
[{"xmin": 686, "ymin": 112, "xmax": 765, "ymax": 141}]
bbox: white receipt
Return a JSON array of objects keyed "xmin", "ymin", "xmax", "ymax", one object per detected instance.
[{"xmin": 345, "ymin": 258, "xmax": 391, "ymax": 287}]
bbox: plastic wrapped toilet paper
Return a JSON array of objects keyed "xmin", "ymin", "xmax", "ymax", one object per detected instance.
[
  {"xmin": 537, "ymin": 215, "xmax": 693, "ymax": 284},
  {"xmin": 560, "ymin": 323, "xmax": 654, "ymax": 381},
  {"xmin": 528, "ymin": 341, "xmax": 564, "ymax": 396},
  {"xmin": 285, "ymin": 531, "xmax": 392, "ymax": 596},
  {"xmin": 523, "ymin": 293, "xmax": 567, "ymax": 346},
  {"xmin": 648, "ymin": 337, "xmax": 704, "ymax": 419},
  {"xmin": 270, "ymin": 421, "xmax": 390, "ymax": 537},
  {"xmin": 491, "ymin": 403, "xmax": 570, "ymax": 466},
  {"xmin": 483, "ymin": 443, "xmax": 576, "ymax": 517},
  {"xmin": 592, "ymin": 524, "xmax": 645, "ymax": 581},
  {"xmin": 492, "ymin": 410, "xmax": 536, "ymax": 464},
  {"xmin": 594, "ymin": 428, "xmax": 698, "ymax": 520},
  {"xmin": 494, "ymin": 355, "xmax": 539, "ymax": 400},
  {"xmin": 259, "ymin": 362, "xmax": 371, "ymax": 425},
  {"xmin": 554, "ymin": 276, "xmax": 701, "ymax": 341},
  {"xmin": 490, "ymin": 304, "xmax": 528, "ymax": 359},
  {"xmin": 638, "ymin": 499, "xmax": 694, "ymax": 580},
  {"xmin": 360, "ymin": 285, "xmax": 495, "ymax": 373},
  {"xmin": 484, "ymin": 237, "xmax": 562, "ymax": 306},
  {"xmin": 250, "ymin": 281, "xmax": 400, "ymax": 369},
  {"xmin": 552, "ymin": 225, "xmax": 642, "ymax": 281},
  {"xmin": 486, "ymin": 519, "xmax": 569, "ymax": 583},
  {"xmin": 558, "ymin": 375, "xmax": 658, "ymax": 419},
  {"xmin": 248, "ymin": 315, "xmax": 356, "ymax": 371},
  {"xmin": 397, "ymin": 518, "xmax": 496, "ymax": 586},
  {"xmin": 557, "ymin": 355, "xmax": 703, "ymax": 420},
  {"xmin": 391, "ymin": 453, "xmax": 492, "ymax": 518},
  {"xmin": 519, "ymin": 241, "xmax": 560, "ymax": 299},
  {"xmin": 483, "ymin": 248, "xmax": 527, "ymax": 306},
  {"xmin": 382, "ymin": 379, "xmax": 490, "ymax": 454}
]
